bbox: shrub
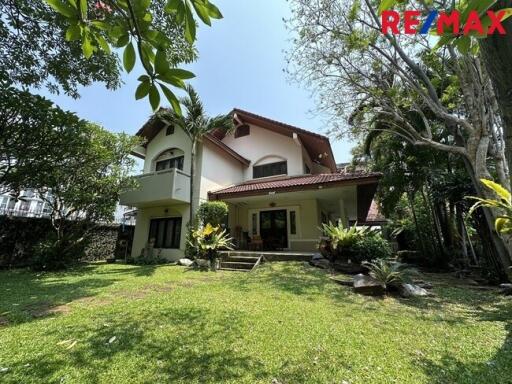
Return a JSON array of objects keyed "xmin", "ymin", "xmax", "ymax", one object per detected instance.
[
  {"xmin": 197, "ymin": 201, "xmax": 228, "ymax": 227},
  {"xmin": 363, "ymin": 258, "xmax": 418, "ymax": 289},
  {"xmin": 348, "ymin": 233, "xmax": 392, "ymax": 264},
  {"xmin": 31, "ymin": 233, "xmax": 86, "ymax": 271},
  {"xmin": 320, "ymin": 221, "xmax": 369, "ymax": 250},
  {"xmin": 190, "ymin": 223, "xmax": 233, "ymax": 271}
]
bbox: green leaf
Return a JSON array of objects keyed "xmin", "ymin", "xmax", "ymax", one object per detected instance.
[
  {"xmin": 166, "ymin": 68, "xmax": 195, "ymax": 79},
  {"xmin": 191, "ymin": 0, "xmax": 211, "ymax": 26},
  {"xmin": 116, "ymin": 34, "xmax": 130, "ymax": 48},
  {"xmin": 45, "ymin": 0, "xmax": 76, "ymax": 18},
  {"xmin": 65, "ymin": 24, "xmax": 81, "ymax": 41},
  {"xmin": 160, "ymin": 83, "xmax": 182, "ymax": 116},
  {"xmin": 456, "ymin": 36, "xmax": 471, "ymax": 54},
  {"xmin": 91, "ymin": 20, "xmax": 109, "ymax": 30},
  {"xmin": 82, "ymin": 35, "xmax": 94, "ymax": 58},
  {"xmin": 155, "ymin": 49, "xmax": 169, "ymax": 74},
  {"xmin": 205, "ymin": 1, "xmax": 222, "ymax": 19},
  {"xmin": 495, "ymin": 217, "xmax": 508, "ymax": 233},
  {"xmin": 149, "ymin": 85, "xmax": 161, "ymax": 111},
  {"xmin": 481, "ymin": 179, "xmax": 511, "ymax": 202},
  {"xmin": 123, "ymin": 42, "xmax": 136, "ymax": 73},
  {"xmin": 138, "ymin": 75, "xmax": 150, "ymax": 82},
  {"xmin": 135, "ymin": 81, "xmax": 151, "ymax": 100},
  {"xmin": 378, "ymin": 0, "xmax": 397, "ymax": 16},
  {"xmin": 79, "ymin": 0, "xmax": 87, "ymax": 19},
  {"xmin": 184, "ymin": 2, "xmax": 197, "ymax": 43},
  {"xmin": 96, "ymin": 35, "xmax": 111, "ymax": 54},
  {"xmin": 156, "ymin": 74, "xmax": 185, "ymax": 88},
  {"xmin": 165, "ymin": 0, "xmax": 182, "ymax": 13}
]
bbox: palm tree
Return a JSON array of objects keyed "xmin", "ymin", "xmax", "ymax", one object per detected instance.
[{"xmin": 157, "ymin": 85, "xmax": 234, "ymax": 224}]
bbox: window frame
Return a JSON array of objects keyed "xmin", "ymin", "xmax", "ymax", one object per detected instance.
[
  {"xmin": 155, "ymin": 155, "xmax": 185, "ymax": 172},
  {"xmin": 253, "ymin": 161, "xmax": 288, "ymax": 179},
  {"xmin": 148, "ymin": 217, "xmax": 182, "ymax": 249}
]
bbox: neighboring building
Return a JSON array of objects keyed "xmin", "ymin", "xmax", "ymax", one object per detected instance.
[
  {"xmin": 0, "ymin": 189, "xmax": 53, "ymax": 218},
  {"xmin": 120, "ymin": 109, "xmax": 382, "ymax": 260}
]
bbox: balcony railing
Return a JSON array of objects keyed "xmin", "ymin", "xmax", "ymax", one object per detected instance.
[{"xmin": 120, "ymin": 168, "xmax": 191, "ymax": 207}]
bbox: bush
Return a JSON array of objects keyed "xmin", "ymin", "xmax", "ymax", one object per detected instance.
[
  {"xmin": 31, "ymin": 234, "xmax": 86, "ymax": 271},
  {"xmin": 348, "ymin": 233, "xmax": 392, "ymax": 264},
  {"xmin": 363, "ymin": 258, "xmax": 418, "ymax": 289},
  {"xmin": 197, "ymin": 201, "xmax": 228, "ymax": 227}
]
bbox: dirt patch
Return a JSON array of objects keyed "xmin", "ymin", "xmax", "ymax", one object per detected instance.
[{"xmin": 25, "ymin": 302, "xmax": 71, "ymax": 318}]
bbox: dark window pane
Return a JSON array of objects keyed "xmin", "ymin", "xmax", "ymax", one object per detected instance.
[
  {"xmin": 170, "ymin": 156, "xmax": 184, "ymax": 171},
  {"xmin": 156, "ymin": 159, "xmax": 169, "ymax": 171},
  {"xmin": 252, "ymin": 214, "xmax": 257, "ymax": 235},
  {"xmin": 164, "ymin": 220, "xmax": 175, "ymax": 248},
  {"xmin": 253, "ymin": 161, "xmax": 287, "ymax": 178},
  {"xmin": 234, "ymin": 124, "xmax": 250, "ymax": 138},
  {"xmin": 290, "ymin": 211, "xmax": 297, "ymax": 235},
  {"xmin": 166, "ymin": 126, "xmax": 175, "ymax": 135},
  {"xmin": 173, "ymin": 218, "xmax": 182, "ymax": 248},
  {"xmin": 149, "ymin": 218, "xmax": 182, "ymax": 249}
]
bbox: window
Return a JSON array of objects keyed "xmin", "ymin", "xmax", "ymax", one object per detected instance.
[
  {"xmin": 166, "ymin": 126, "xmax": 175, "ymax": 136},
  {"xmin": 156, "ymin": 155, "xmax": 184, "ymax": 171},
  {"xmin": 234, "ymin": 124, "xmax": 250, "ymax": 138},
  {"xmin": 252, "ymin": 213, "xmax": 257, "ymax": 235},
  {"xmin": 253, "ymin": 161, "xmax": 287, "ymax": 179},
  {"xmin": 148, "ymin": 217, "xmax": 182, "ymax": 249},
  {"xmin": 290, "ymin": 211, "xmax": 297, "ymax": 235}
]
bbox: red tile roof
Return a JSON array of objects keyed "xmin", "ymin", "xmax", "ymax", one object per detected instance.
[
  {"xmin": 365, "ymin": 199, "xmax": 387, "ymax": 223},
  {"xmin": 209, "ymin": 171, "xmax": 381, "ymax": 199}
]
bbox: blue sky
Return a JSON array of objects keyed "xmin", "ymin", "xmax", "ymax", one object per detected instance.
[{"xmin": 40, "ymin": 0, "xmax": 355, "ymax": 167}]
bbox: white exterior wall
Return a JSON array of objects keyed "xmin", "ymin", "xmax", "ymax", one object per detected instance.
[
  {"xmin": 221, "ymin": 124, "xmax": 305, "ymax": 180},
  {"xmin": 131, "ymin": 203, "xmax": 189, "ymax": 260},
  {"xmin": 143, "ymin": 126, "xmax": 191, "ymax": 174},
  {"xmin": 198, "ymin": 142, "xmax": 244, "ymax": 204}
]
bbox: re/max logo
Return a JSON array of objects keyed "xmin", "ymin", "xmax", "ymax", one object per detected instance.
[{"xmin": 381, "ymin": 10, "xmax": 508, "ymax": 35}]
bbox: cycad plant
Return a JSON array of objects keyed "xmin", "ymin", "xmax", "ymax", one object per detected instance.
[
  {"xmin": 468, "ymin": 179, "xmax": 512, "ymax": 234},
  {"xmin": 362, "ymin": 258, "xmax": 418, "ymax": 290}
]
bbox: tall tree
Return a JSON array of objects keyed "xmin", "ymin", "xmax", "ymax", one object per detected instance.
[
  {"xmin": 156, "ymin": 86, "xmax": 233, "ymax": 224},
  {"xmin": 286, "ymin": 0, "xmax": 512, "ymax": 278}
]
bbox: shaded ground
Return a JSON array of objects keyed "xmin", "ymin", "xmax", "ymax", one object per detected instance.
[{"xmin": 0, "ymin": 262, "xmax": 510, "ymax": 383}]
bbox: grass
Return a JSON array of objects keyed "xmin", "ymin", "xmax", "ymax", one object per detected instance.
[{"xmin": 0, "ymin": 262, "xmax": 511, "ymax": 384}]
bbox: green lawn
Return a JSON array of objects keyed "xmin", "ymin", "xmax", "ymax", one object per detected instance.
[{"xmin": 0, "ymin": 262, "xmax": 510, "ymax": 383}]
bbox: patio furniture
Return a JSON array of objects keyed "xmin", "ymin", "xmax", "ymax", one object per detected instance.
[{"xmin": 249, "ymin": 235, "xmax": 263, "ymax": 251}]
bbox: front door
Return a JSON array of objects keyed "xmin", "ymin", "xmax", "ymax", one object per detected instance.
[{"xmin": 259, "ymin": 210, "xmax": 288, "ymax": 250}]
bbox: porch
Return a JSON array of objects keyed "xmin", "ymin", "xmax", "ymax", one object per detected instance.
[{"xmin": 209, "ymin": 173, "xmax": 380, "ymax": 253}]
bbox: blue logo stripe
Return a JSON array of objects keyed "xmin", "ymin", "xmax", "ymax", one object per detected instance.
[{"xmin": 420, "ymin": 10, "xmax": 438, "ymax": 34}]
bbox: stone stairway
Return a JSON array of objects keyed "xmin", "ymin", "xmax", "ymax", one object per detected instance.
[{"xmin": 219, "ymin": 252, "xmax": 261, "ymax": 272}]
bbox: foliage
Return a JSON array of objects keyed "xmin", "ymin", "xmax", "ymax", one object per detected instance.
[
  {"xmin": 190, "ymin": 223, "xmax": 233, "ymax": 259},
  {"xmin": 0, "ymin": 263, "xmax": 510, "ymax": 383},
  {"xmin": 349, "ymin": 232, "xmax": 392, "ymax": 263},
  {"xmin": 31, "ymin": 232, "xmax": 87, "ymax": 271},
  {"xmin": 363, "ymin": 258, "xmax": 418, "ymax": 289},
  {"xmin": 156, "ymin": 85, "xmax": 234, "ymax": 224},
  {"xmin": 197, "ymin": 201, "xmax": 228, "ymax": 227},
  {"xmin": 468, "ymin": 179, "xmax": 512, "ymax": 234},
  {"xmin": 130, "ymin": 249, "xmax": 167, "ymax": 265},
  {"xmin": 320, "ymin": 221, "xmax": 370, "ymax": 250},
  {"xmin": 42, "ymin": 0, "xmax": 222, "ymax": 111}
]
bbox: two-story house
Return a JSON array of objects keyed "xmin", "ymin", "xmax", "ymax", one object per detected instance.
[{"xmin": 120, "ymin": 109, "xmax": 381, "ymax": 260}]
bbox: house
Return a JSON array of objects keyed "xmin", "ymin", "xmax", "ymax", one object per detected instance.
[
  {"xmin": 120, "ymin": 109, "xmax": 381, "ymax": 260},
  {"xmin": 0, "ymin": 189, "xmax": 53, "ymax": 218}
]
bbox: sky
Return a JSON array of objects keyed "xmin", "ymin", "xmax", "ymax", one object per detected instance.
[{"xmin": 39, "ymin": 0, "xmax": 355, "ymax": 170}]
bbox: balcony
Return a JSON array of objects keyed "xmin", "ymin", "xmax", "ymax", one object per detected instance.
[{"xmin": 120, "ymin": 168, "xmax": 191, "ymax": 207}]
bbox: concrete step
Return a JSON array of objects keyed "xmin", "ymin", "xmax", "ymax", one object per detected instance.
[
  {"xmin": 224, "ymin": 256, "xmax": 260, "ymax": 263},
  {"xmin": 220, "ymin": 261, "xmax": 255, "ymax": 270},
  {"xmin": 219, "ymin": 267, "xmax": 250, "ymax": 272}
]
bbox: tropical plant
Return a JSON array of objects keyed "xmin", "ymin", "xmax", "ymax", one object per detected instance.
[
  {"xmin": 197, "ymin": 201, "xmax": 228, "ymax": 227},
  {"xmin": 157, "ymin": 86, "xmax": 234, "ymax": 224},
  {"xmin": 190, "ymin": 223, "xmax": 233, "ymax": 270},
  {"xmin": 363, "ymin": 258, "xmax": 418, "ymax": 290},
  {"xmin": 320, "ymin": 221, "xmax": 370, "ymax": 250},
  {"xmin": 468, "ymin": 179, "xmax": 512, "ymax": 234}
]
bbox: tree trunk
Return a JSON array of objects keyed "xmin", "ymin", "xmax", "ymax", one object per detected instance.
[
  {"xmin": 189, "ymin": 138, "xmax": 197, "ymax": 226},
  {"xmin": 479, "ymin": 0, "xmax": 512, "ymax": 184}
]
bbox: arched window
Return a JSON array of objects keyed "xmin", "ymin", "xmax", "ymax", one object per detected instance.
[
  {"xmin": 154, "ymin": 148, "xmax": 185, "ymax": 171},
  {"xmin": 253, "ymin": 155, "xmax": 287, "ymax": 178}
]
